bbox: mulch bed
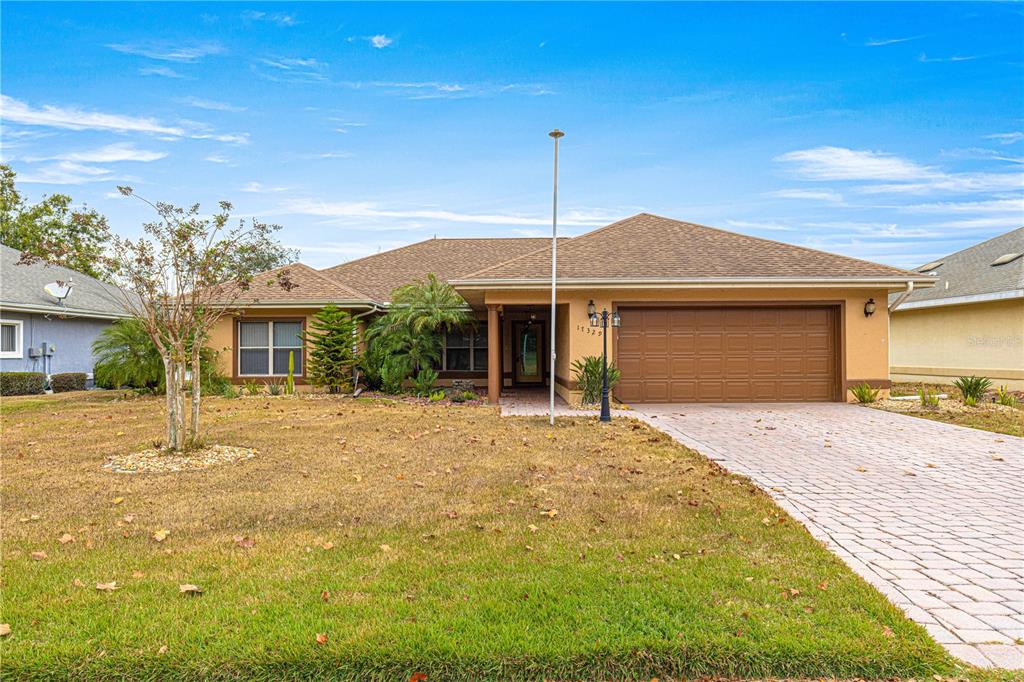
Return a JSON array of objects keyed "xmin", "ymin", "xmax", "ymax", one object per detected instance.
[{"xmin": 103, "ymin": 445, "xmax": 257, "ymax": 474}]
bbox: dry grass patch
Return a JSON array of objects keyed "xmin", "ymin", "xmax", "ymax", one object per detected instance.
[{"xmin": 0, "ymin": 392, "xmax": 997, "ymax": 680}]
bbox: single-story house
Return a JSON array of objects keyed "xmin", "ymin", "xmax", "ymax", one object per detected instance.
[
  {"xmin": 890, "ymin": 227, "xmax": 1023, "ymax": 390},
  {"xmin": 0, "ymin": 244, "xmax": 129, "ymax": 383},
  {"xmin": 209, "ymin": 213, "xmax": 936, "ymax": 404}
]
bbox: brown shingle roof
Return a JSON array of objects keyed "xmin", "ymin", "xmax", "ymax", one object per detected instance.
[
  {"xmin": 456, "ymin": 213, "xmax": 929, "ymax": 282},
  {"xmin": 321, "ymin": 238, "xmax": 554, "ymax": 302},
  {"xmin": 215, "ymin": 262, "xmax": 373, "ymax": 305}
]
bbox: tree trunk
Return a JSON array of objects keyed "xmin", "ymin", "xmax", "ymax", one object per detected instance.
[
  {"xmin": 189, "ymin": 347, "xmax": 201, "ymax": 446},
  {"xmin": 163, "ymin": 357, "xmax": 184, "ymax": 451}
]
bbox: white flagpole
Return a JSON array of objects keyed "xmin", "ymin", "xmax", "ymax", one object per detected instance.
[{"xmin": 548, "ymin": 129, "xmax": 564, "ymax": 426}]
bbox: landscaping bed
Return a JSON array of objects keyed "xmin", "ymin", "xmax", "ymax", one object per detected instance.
[
  {"xmin": 0, "ymin": 392, "xmax": 1005, "ymax": 680},
  {"xmin": 877, "ymin": 383, "xmax": 1023, "ymax": 437}
]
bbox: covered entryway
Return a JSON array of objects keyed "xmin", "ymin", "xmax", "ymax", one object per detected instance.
[{"xmin": 615, "ymin": 305, "xmax": 839, "ymax": 403}]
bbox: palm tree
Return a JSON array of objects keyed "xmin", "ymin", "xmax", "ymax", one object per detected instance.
[
  {"xmin": 92, "ymin": 319, "xmax": 164, "ymax": 389},
  {"xmin": 387, "ymin": 273, "xmax": 472, "ymax": 334}
]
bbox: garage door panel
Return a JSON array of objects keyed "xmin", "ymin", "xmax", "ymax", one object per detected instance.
[{"xmin": 616, "ymin": 306, "xmax": 837, "ymax": 403}]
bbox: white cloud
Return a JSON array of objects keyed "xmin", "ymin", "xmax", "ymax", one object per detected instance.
[
  {"xmin": 776, "ymin": 145, "xmax": 1023, "ymax": 195},
  {"xmin": 900, "ymin": 198, "xmax": 1024, "ymax": 214},
  {"xmin": 277, "ymin": 199, "xmax": 616, "ymax": 227},
  {"xmin": 370, "ymin": 34, "xmax": 394, "ymax": 48},
  {"xmin": 16, "ymin": 161, "xmax": 114, "ymax": 185},
  {"xmin": 180, "ymin": 96, "xmax": 247, "ymax": 112},
  {"xmin": 1, "ymin": 95, "xmax": 185, "ymax": 135},
  {"xmin": 26, "ymin": 143, "xmax": 167, "ymax": 163},
  {"xmin": 139, "ymin": 66, "xmax": 185, "ymax": 79},
  {"xmin": 341, "ymin": 81, "xmax": 554, "ymax": 100},
  {"xmin": 765, "ymin": 188, "xmax": 844, "ymax": 203},
  {"xmin": 724, "ymin": 220, "xmax": 796, "ymax": 232},
  {"xmin": 985, "ymin": 132, "xmax": 1024, "ymax": 145},
  {"xmin": 864, "ymin": 35, "xmax": 923, "ymax": 47},
  {"xmin": 934, "ymin": 216, "xmax": 1024, "ymax": 230},
  {"xmin": 1, "ymin": 96, "xmax": 249, "ymax": 144},
  {"xmin": 107, "ymin": 42, "xmax": 224, "ymax": 62},
  {"xmin": 918, "ymin": 53, "xmax": 980, "ymax": 63},
  {"xmin": 204, "ymin": 154, "xmax": 231, "ymax": 164},
  {"xmin": 254, "ymin": 57, "xmax": 328, "ymax": 82},
  {"xmin": 241, "ymin": 10, "xmax": 297, "ymax": 26},
  {"xmin": 241, "ymin": 181, "xmax": 289, "ymax": 193},
  {"xmin": 305, "ymin": 151, "xmax": 353, "ymax": 159},
  {"xmin": 775, "ymin": 146, "xmax": 928, "ymax": 181}
]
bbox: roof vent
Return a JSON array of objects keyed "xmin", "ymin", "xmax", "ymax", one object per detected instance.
[
  {"xmin": 991, "ymin": 253, "xmax": 1023, "ymax": 266},
  {"xmin": 917, "ymin": 260, "xmax": 943, "ymax": 272}
]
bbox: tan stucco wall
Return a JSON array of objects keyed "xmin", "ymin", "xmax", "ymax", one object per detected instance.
[
  {"xmin": 890, "ymin": 299, "xmax": 1024, "ymax": 389},
  {"xmin": 208, "ymin": 308, "xmax": 325, "ymax": 382},
  {"xmin": 484, "ymin": 287, "xmax": 891, "ymax": 403}
]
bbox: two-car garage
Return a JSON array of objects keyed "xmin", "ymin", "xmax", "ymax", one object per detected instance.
[{"xmin": 614, "ymin": 305, "xmax": 840, "ymax": 403}]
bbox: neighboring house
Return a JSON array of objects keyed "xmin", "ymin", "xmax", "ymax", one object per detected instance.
[
  {"xmin": 0, "ymin": 244, "xmax": 129, "ymax": 382},
  {"xmin": 208, "ymin": 213, "xmax": 935, "ymax": 404},
  {"xmin": 889, "ymin": 228, "xmax": 1024, "ymax": 390}
]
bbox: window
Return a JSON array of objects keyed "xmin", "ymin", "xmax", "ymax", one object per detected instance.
[
  {"xmin": 238, "ymin": 320, "xmax": 303, "ymax": 376},
  {"xmin": 442, "ymin": 324, "xmax": 487, "ymax": 372},
  {"xmin": 0, "ymin": 319, "xmax": 23, "ymax": 359}
]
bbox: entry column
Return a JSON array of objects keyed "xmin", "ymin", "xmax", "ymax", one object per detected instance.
[{"xmin": 487, "ymin": 304, "xmax": 501, "ymax": 404}]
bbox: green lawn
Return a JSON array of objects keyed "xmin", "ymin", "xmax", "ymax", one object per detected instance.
[{"xmin": 0, "ymin": 392, "xmax": 1005, "ymax": 680}]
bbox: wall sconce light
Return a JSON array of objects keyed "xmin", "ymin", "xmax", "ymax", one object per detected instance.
[
  {"xmin": 864, "ymin": 298, "xmax": 876, "ymax": 317},
  {"xmin": 587, "ymin": 300, "xmax": 596, "ymax": 316}
]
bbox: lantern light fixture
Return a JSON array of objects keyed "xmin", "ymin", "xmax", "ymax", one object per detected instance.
[{"xmin": 864, "ymin": 298, "xmax": 876, "ymax": 317}]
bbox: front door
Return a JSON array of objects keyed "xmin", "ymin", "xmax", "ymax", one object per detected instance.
[{"xmin": 513, "ymin": 321, "xmax": 543, "ymax": 384}]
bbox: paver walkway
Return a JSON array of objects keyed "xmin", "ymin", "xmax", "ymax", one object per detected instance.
[{"xmin": 628, "ymin": 403, "xmax": 1024, "ymax": 670}]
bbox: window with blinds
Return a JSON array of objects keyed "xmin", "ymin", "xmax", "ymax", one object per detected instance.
[
  {"xmin": 0, "ymin": 320, "xmax": 22, "ymax": 359},
  {"xmin": 238, "ymin": 320, "xmax": 303, "ymax": 376}
]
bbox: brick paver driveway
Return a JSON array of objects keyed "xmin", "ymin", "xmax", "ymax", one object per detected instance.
[{"xmin": 631, "ymin": 403, "xmax": 1024, "ymax": 670}]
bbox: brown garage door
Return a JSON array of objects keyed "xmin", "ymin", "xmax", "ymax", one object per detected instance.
[{"xmin": 615, "ymin": 306, "xmax": 838, "ymax": 403}]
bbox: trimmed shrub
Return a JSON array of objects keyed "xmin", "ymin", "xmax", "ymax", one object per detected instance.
[
  {"xmin": 0, "ymin": 372, "xmax": 46, "ymax": 396},
  {"xmin": 50, "ymin": 372, "xmax": 87, "ymax": 393}
]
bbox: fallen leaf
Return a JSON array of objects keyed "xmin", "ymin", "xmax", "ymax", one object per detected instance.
[
  {"xmin": 58, "ymin": 533, "xmax": 74, "ymax": 545},
  {"xmin": 817, "ymin": 580, "xmax": 829, "ymax": 591},
  {"xmin": 152, "ymin": 529, "xmax": 169, "ymax": 543},
  {"xmin": 882, "ymin": 625, "xmax": 894, "ymax": 638},
  {"xmin": 132, "ymin": 571, "xmax": 145, "ymax": 578},
  {"xmin": 527, "ymin": 524, "xmax": 538, "ymax": 533},
  {"xmin": 321, "ymin": 590, "xmax": 330, "ymax": 602},
  {"xmin": 122, "ymin": 514, "xmax": 135, "ymax": 523},
  {"xmin": 234, "ymin": 535, "xmax": 256, "ymax": 549},
  {"xmin": 31, "ymin": 551, "xmax": 47, "ymax": 561},
  {"xmin": 321, "ymin": 542, "xmax": 334, "ymax": 551},
  {"xmin": 0, "ymin": 624, "xmax": 10, "ymax": 637},
  {"xmin": 315, "ymin": 632, "xmax": 328, "ymax": 645},
  {"xmin": 991, "ymin": 455, "xmax": 1005, "ymax": 461},
  {"xmin": 409, "ymin": 674, "xmax": 428, "ymax": 682},
  {"xmin": 179, "ymin": 584, "xmax": 202, "ymax": 595},
  {"xmin": 72, "ymin": 578, "xmax": 84, "ymax": 587},
  {"xmin": 112, "ymin": 497, "xmax": 125, "ymax": 505},
  {"xmin": 115, "ymin": 432, "xmax": 125, "ymax": 437},
  {"xmin": 379, "ymin": 544, "xmax": 391, "ymax": 552},
  {"xmin": 540, "ymin": 509, "xmax": 558, "ymax": 518},
  {"xmin": 855, "ymin": 467, "xmax": 867, "ymax": 473},
  {"xmin": 96, "ymin": 581, "xmax": 118, "ymax": 591},
  {"xmin": 157, "ymin": 645, "xmax": 168, "ymax": 655}
]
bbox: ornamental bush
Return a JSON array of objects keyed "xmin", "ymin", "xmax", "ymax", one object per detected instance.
[
  {"xmin": 50, "ymin": 372, "xmax": 87, "ymax": 393},
  {"xmin": 302, "ymin": 306, "xmax": 357, "ymax": 394},
  {"xmin": 0, "ymin": 371, "xmax": 46, "ymax": 396}
]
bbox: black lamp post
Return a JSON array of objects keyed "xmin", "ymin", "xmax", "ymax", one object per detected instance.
[{"xmin": 588, "ymin": 300, "xmax": 621, "ymax": 422}]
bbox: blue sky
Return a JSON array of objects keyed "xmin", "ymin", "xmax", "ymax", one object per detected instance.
[{"xmin": 2, "ymin": 2, "xmax": 1022, "ymax": 270}]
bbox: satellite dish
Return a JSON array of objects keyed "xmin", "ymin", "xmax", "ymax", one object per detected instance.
[{"xmin": 44, "ymin": 280, "xmax": 73, "ymax": 303}]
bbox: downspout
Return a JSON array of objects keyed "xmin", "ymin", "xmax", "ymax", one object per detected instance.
[
  {"xmin": 351, "ymin": 304, "xmax": 381, "ymax": 392},
  {"xmin": 887, "ymin": 282, "xmax": 913, "ymax": 392},
  {"xmin": 888, "ymin": 281, "xmax": 914, "ymax": 312}
]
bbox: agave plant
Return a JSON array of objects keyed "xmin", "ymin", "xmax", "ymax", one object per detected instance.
[{"xmin": 953, "ymin": 376, "xmax": 991, "ymax": 406}]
